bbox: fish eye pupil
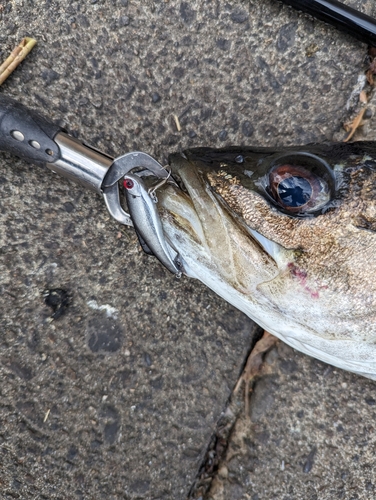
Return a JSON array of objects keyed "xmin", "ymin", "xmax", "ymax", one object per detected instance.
[{"xmin": 277, "ymin": 176, "xmax": 312, "ymax": 208}]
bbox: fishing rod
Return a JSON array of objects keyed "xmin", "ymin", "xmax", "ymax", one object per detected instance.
[{"xmin": 279, "ymin": 0, "xmax": 376, "ymax": 46}]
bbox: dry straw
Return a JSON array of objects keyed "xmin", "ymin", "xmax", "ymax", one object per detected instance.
[{"xmin": 0, "ymin": 37, "xmax": 37, "ymax": 85}]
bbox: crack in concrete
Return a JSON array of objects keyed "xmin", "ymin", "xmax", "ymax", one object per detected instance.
[{"xmin": 187, "ymin": 329, "xmax": 278, "ymax": 499}]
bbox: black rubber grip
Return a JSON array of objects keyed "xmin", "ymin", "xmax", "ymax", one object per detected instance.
[
  {"xmin": 279, "ymin": 0, "xmax": 376, "ymax": 47},
  {"xmin": 0, "ymin": 95, "xmax": 62, "ymax": 163}
]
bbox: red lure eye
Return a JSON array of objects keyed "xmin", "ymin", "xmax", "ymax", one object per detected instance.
[{"xmin": 123, "ymin": 178, "xmax": 134, "ymax": 190}]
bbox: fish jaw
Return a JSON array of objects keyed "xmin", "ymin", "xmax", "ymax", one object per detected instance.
[
  {"xmin": 159, "ymin": 151, "xmax": 282, "ymax": 287},
  {"xmin": 158, "ymin": 181, "xmax": 295, "ymax": 334},
  {"xmin": 157, "ymin": 146, "xmax": 376, "ymax": 379}
]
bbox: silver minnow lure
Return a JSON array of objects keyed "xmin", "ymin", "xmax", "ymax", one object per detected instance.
[{"xmin": 123, "ymin": 173, "xmax": 181, "ymax": 275}]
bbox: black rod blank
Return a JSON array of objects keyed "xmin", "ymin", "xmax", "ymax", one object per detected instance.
[{"xmin": 278, "ymin": 0, "xmax": 376, "ymax": 46}]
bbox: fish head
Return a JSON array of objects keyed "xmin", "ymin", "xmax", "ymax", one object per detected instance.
[{"xmin": 157, "ymin": 142, "xmax": 376, "ymax": 378}]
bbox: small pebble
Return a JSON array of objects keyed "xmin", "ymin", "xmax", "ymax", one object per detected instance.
[
  {"xmin": 144, "ymin": 353, "xmax": 152, "ymax": 366},
  {"xmin": 364, "ymin": 108, "xmax": 373, "ymax": 119},
  {"xmin": 151, "ymin": 92, "xmax": 161, "ymax": 103},
  {"xmin": 303, "ymin": 447, "xmax": 317, "ymax": 473},
  {"xmin": 218, "ymin": 465, "xmax": 228, "ymax": 479},
  {"xmin": 218, "ymin": 130, "xmax": 228, "ymax": 141},
  {"xmin": 242, "ymin": 120, "xmax": 254, "ymax": 137},
  {"xmin": 365, "ymin": 397, "xmax": 376, "ymax": 406},
  {"xmin": 119, "ymin": 15, "xmax": 130, "ymax": 27},
  {"xmin": 230, "ymin": 8, "xmax": 248, "ymax": 24}
]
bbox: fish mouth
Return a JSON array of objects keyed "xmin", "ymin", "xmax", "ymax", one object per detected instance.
[{"xmin": 157, "ymin": 152, "xmax": 283, "ymax": 290}]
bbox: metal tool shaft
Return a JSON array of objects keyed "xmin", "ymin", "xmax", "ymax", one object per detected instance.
[{"xmin": 51, "ymin": 133, "xmax": 113, "ymax": 193}]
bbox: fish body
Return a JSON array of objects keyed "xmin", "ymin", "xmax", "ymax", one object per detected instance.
[{"xmin": 157, "ymin": 142, "xmax": 376, "ymax": 379}]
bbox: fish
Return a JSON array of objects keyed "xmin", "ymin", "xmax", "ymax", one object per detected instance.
[{"xmin": 156, "ymin": 141, "xmax": 376, "ymax": 380}]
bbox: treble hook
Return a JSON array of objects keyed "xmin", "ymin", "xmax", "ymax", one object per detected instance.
[{"xmin": 148, "ymin": 169, "xmax": 172, "ymax": 203}]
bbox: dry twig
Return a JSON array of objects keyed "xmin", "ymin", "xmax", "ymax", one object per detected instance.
[
  {"xmin": 343, "ymin": 107, "xmax": 368, "ymax": 142},
  {"xmin": 173, "ymin": 113, "xmax": 181, "ymax": 132},
  {"xmin": 234, "ymin": 330, "xmax": 278, "ymax": 415},
  {"xmin": 0, "ymin": 37, "xmax": 37, "ymax": 85}
]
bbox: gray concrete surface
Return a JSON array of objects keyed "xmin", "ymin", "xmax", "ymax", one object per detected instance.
[
  {"xmin": 205, "ymin": 344, "xmax": 376, "ymax": 500},
  {"xmin": 1, "ymin": 0, "xmax": 376, "ymax": 499}
]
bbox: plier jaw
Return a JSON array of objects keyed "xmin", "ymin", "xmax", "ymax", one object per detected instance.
[{"xmin": 103, "ymin": 152, "xmax": 183, "ymax": 275}]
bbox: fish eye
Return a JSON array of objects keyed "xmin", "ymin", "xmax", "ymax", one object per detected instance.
[
  {"xmin": 277, "ymin": 175, "xmax": 312, "ymax": 207},
  {"xmin": 264, "ymin": 153, "xmax": 335, "ymax": 215}
]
